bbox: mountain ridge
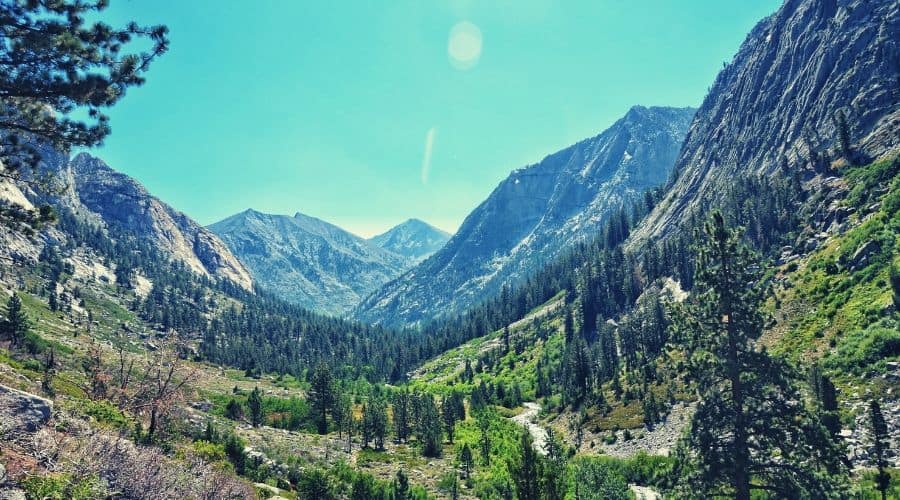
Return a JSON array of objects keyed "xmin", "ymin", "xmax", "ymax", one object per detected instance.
[
  {"xmin": 208, "ymin": 208, "xmax": 411, "ymax": 315},
  {"xmin": 354, "ymin": 105, "xmax": 696, "ymax": 326}
]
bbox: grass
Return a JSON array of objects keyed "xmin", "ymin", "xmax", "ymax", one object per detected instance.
[{"xmin": 769, "ymin": 156, "xmax": 899, "ymax": 389}]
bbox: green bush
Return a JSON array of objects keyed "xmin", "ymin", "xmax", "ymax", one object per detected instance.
[
  {"xmin": 22, "ymin": 473, "xmax": 105, "ymax": 499},
  {"xmin": 826, "ymin": 324, "xmax": 900, "ymax": 375},
  {"xmin": 191, "ymin": 440, "xmax": 228, "ymax": 463},
  {"xmin": 79, "ymin": 399, "xmax": 128, "ymax": 428}
]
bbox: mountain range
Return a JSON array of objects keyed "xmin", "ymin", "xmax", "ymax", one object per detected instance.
[{"xmin": 208, "ymin": 211, "xmax": 449, "ymax": 315}]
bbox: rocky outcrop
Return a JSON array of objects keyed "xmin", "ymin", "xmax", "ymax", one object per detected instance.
[
  {"xmin": 66, "ymin": 154, "xmax": 253, "ymax": 289},
  {"xmin": 0, "ymin": 385, "xmax": 52, "ymax": 434},
  {"xmin": 368, "ymin": 219, "xmax": 451, "ymax": 262},
  {"xmin": 630, "ymin": 0, "xmax": 900, "ymax": 247},
  {"xmin": 354, "ymin": 106, "xmax": 695, "ymax": 326},
  {"xmin": 209, "ymin": 209, "xmax": 409, "ymax": 315}
]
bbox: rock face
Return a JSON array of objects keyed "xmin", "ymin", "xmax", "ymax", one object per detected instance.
[
  {"xmin": 630, "ymin": 0, "xmax": 900, "ymax": 247},
  {"xmin": 65, "ymin": 154, "xmax": 253, "ymax": 289},
  {"xmin": 0, "ymin": 385, "xmax": 52, "ymax": 433},
  {"xmin": 209, "ymin": 209, "xmax": 409, "ymax": 315},
  {"xmin": 354, "ymin": 106, "xmax": 695, "ymax": 326},
  {"xmin": 368, "ymin": 219, "xmax": 451, "ymax": 262}
]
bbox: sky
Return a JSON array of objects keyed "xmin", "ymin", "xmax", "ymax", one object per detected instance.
[{"xmin": 91, "ymin": 0, "xmax": 780, "ymax": 237}]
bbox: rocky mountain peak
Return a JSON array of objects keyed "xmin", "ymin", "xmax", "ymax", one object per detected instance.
[
  {"xmin": 368, "ymin": 218, "xmax": 451, "ymax": 261},
  {"xmin": 10, "ymin": 150, "xmax": 253, "ymax": 290}
]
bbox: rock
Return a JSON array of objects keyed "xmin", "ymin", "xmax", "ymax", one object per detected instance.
[
  {"xmin": 0, "ymin": 489, "xmax": 26, "ymax": 500},
  {"xmin": 0, "ymin": 384, "xmax": 53, "ymax": 433},
  {"xmin": 848, "ymin": 240, "xmax": 881, "ymax": 271}
]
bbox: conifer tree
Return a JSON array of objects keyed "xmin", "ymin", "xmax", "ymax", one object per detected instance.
[
  {"xmin": 476, "ymin": 411, "xmax": 491, "ymax": 466},
  {"xmin": 2, "ymin": 294, "xmax": 28, "ymax": 345},
  {"xmin": 393, "ymin": 469, "xmax": 410, "ymax": 500},
  {"xmin": 247, "ymin": 386, "xmax": 263, "ymax": 427},
  {"xmin": 672, "ymin": 212, "xmax": 847, "ymax": 499},
  {"xmin": 459, "ymin": 443, "xmax": 473, "ymax": 479},
  {"xmin": 416, "ymin": 393, "xmax": 443, "ymax": 457},
  {"xmin": 0, "ymin": 1, "xmax": 167, "ymax": 230},
  {"xmin": 309, "ymin": 362, "xmax": 334, "ymax": 434},
  {"xmin": 393, "ymin": 389, "xmax": 412, "ymax": 442},
  {"xmin": 441, "ymin": 391, "xmax": 465, "ymax": 443},
  {"xmin": 869, "ymin": 400, "xmax": 891, "ymax": 500},
  {"xmin": 511, "ymin": 431, "xmax": 540, "ymax": 500}
]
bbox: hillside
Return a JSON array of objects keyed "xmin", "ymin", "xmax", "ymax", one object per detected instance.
[
  {"xmin": 2, "ymin": 148, "xmax": 253, "ymax": 290},
  {"xmin": 2, "ymin": 0, "xmax": 899, "ymax": 498},
  {"xmin": 355, "ymin": 106, "xmax": 695, "ymax": 327}
]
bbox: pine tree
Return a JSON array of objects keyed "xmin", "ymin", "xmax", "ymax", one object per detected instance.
[
  {"xmin": 869, "ymin": 400, "xmax": 891, "ymax": 500},
  {"xmin": 247, "ymin": 386, "xmax": 263, "ymax": 427},
  {"xmin": 511, "ymin": 430, "xmax": 541, "ymax": 500},
  {"xmin": 225, "ymin": 399, "xmax": 243, "ymax": 421},
  {"xmin": 2, "ymin": 294, "xmax": 28, "ymax": 345},
  {"xmin": 542, "ymin": 428, "xmax": 568, "ymax": 500},
  {"xmin": 0, "ymin": 1, "xmax": 167, "ymax": 230},
  {"xmin": 459, "ymin": 443, "xmax": 473, "ymax": 479},
  {"xmin": 890, "ymin": 262, "xmax": 900, "ymax": 309},
  {"xmin": 393, "ymin": 469, "xmax": 410, "ymax": 500},
  {"xmin": 441, "ymin": 391, "xmax": 465, "ymax": 444},
  {"xmin": 672, "ymin": 212, "xmax": 847, "ymax": 499},
  {"xmin": 364, "ymin": 395, "xmax": 388, "ymax": 450},
  {"xmin": 393, "ymin": 389, "xmax": 411, "ymax": 442},
  {"xmin": 416, "ymin": 393, "xmax": 443, "ymax": 457},
  {"xmin": 332, "ymin": 391, "xmax": 351, "ymax": 440},
  {"xmin": 309, "ymin": 362, "xmax": 334, "ymax": 434},
  {"xmin": 477, "ymin": 411, "xmax": 491, "ymax": 466}
]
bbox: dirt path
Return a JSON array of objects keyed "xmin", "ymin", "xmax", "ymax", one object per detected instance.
[
  {"xmin": 510, "ymin": 402, "xmax": 548, "ymax": 455},
  {"xmin": 629, "ymin": 484, "xmax": 661, "ymax": 499},
  {"xmin": 511, "ymin": 402, "xmax": 662, "ymax": 499}
]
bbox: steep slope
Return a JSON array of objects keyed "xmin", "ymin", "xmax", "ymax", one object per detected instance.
[
  {"xmin": 66, "ymin": 154, "xmax": 253, "ymax": 289},
  {"xmin": 209, "ymin": 209, "xmax": 408, "ymax": 315},
  {"xmin": 368, "ymin": 218, "xmax": 451, "ymax": 262},
  {"xmin": 1, "ymin": 147, "xmax": 252, "ymax": 289},
  {"xmin": 354, "ymin": 106, "xmax": 695, "ymax": 326},
  {"xmin": 630, "ymin": 0, "xmax": 899, "ymax": 247}
]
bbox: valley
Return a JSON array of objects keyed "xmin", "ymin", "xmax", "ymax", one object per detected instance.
[{"xmin": 1, "ymin": 0, "xmax": 899, "ymax": 499}]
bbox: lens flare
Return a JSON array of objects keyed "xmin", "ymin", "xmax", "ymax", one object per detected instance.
[{"xmin": 447, "ymin": 21, "xmax": 482, "ymax": 70}]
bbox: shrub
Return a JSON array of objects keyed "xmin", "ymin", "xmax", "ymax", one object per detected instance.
[{"xmin": 22, "ymin": 473, "xmax": 105, "ymax": 499}]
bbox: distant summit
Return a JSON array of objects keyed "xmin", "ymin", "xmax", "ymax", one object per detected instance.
[
  {"xmin": 208, "ymin": 210, "xmax": 431, "ymax": 315},
  {"xmin": 369, "ymin": 219, "xmax": 451, "ymax": 262}
]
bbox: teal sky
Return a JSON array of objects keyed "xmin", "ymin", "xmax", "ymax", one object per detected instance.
[{"xmin": 92, "ymin": 0, "xmax": 780, "ymax": 237}]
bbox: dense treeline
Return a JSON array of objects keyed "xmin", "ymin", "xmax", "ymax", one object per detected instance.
[{"xmin": 54, "ymin": 209, "xmax": 420, "ymax": 380}]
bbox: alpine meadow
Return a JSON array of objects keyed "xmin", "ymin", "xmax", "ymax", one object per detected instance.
[{"xmin": 1, "ymin": 1, "xmax": 899, "ymax": 499}]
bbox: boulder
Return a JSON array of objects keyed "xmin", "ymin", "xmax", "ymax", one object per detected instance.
[
  {"xmin": 0, "ymin": 384, "xmax": 52, "ymax": 433},
  {"xmin": 848, "ymin": 240, "xmax": 881, "ymax": 271}
]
